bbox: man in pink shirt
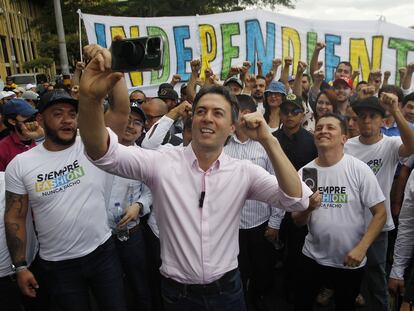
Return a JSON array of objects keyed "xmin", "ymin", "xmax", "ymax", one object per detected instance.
[{"xmin": 78, "ymin": 50, "xmax": 314, "ymax": 311}]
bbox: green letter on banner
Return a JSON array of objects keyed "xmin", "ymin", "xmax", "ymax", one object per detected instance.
[
  {"xmin": 147, "ymin": 26, "xmax": 170, "ymax": 84},
  {"xmin": 220, "ymin": 23, "xmax": 240, "ymax": 80},
  {"xmin": 389, "ymin": 38, "xmax": 414, "ymax": 85}
]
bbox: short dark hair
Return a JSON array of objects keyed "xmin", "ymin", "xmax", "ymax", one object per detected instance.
[
  {"xmin": 302, "ymin": 73, "xmax": 310, "ymax": 81},
  {"xmin": 130, "ymin": 89, "xmax": 146, "ymax": 99},
  {"xmin": 236, "ymin": 94, "xmax": 257, "ymax": 113},
  {"xmin": 192, "ymin": 85, "xmax": 239, "ymax": 124},
  {"xmin": 378, "ymin": 85, "xmax": 404, "ymax": 103},
  {"xmin": 403, "ymin": 92, "xmax": 414, "ymax": 107},
  {"xmin": 336, "ymin": 61, "xmax": 353, "ymax": 72},
  {"xmin": 317, "ymin": 112, "xmax": 348, "ymax": 135},
  {"xmin": 255, "ymin": 75, "xmax": 266, "ymax": 81},
  {"xmin": 356, "ymin": 81, "xmax": 368, "ymax": 87}
]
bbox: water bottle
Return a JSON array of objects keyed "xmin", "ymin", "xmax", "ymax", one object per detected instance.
[{"xmin": 112, "ymin": 202, "xmax": 129, "ymax": 242}]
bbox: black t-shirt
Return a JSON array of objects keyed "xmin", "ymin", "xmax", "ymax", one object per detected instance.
[{"xmin": 273, "ymin": 127, "xmax": 317, "ymax": 171}]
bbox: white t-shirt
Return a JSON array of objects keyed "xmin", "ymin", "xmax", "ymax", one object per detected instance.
[
  {"xmin": 301, "ymin": 154, "xmax": 385, "ymax": 269},
  {"xmin": 0, "ymin": 172, "xmax": 38, "ymax": 277},
  {"xmin": 345, "ymin": 135, "xmax": 402, "ymax": 231},
  {"xmin": 5, "ymin": 138, "xmax": 112, "ymax": 261}
]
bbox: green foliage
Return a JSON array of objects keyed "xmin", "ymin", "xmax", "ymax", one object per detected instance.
[
  {"xmin": 23, "ymin": 57, "xmax": 54, "ymax": 71},
  {"xmin": 32, "ymin": 0, "xmax": 294, "ymax": 70}
]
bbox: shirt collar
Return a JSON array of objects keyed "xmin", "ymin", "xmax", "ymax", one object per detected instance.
[
  {"xmin": 10, "ymin": 131, "xmax": 33, "ymax": 146},
  {"xmin": 229, "ymin": 134, "xmax": 250, "ymax": 145},
  {"xmin": 184, "ymin": 142, "xmax": 228, "ymax": 171}
]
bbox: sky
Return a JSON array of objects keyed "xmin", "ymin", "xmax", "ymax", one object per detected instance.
[{"xmin": 274, "ymin": 0, "xmax": 414, "ymax": 28}]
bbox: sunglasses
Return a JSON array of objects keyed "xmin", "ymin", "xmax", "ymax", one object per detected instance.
[
  {"xmin": 130, "ymin": 99, "xmax": 144, "ymax": 105},
  {"xmin": 280, "ymin": 108, "xmax": 303, "ymax": 116}
]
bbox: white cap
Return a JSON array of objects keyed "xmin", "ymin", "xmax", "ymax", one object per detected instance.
[
  {"xmin": 0, "ymin": 91, "xmax": 15, "ymax": 100},
  {"xmin": 26, "ymin": 83, "xmax": 36, "ymax": 90},
  {"xmin": 13, "ymin": 87, "xmax": 25, "ymax": 94}
]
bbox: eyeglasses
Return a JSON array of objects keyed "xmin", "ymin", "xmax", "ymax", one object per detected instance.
[
  {"xmin": 127, "ymin": 118, "xmax": 143, "ymax": 127},
  {"xmin": 280, "ymin": 108, "xmax": 303, "ymax": 116}
]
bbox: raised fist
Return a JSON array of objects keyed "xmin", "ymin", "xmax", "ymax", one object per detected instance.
[
  {"xmin": 284, "ymin": 57, "xmax": 293, "ymax": 66},
  {"xmin": 190, "ymin": 59, "xmax": 201, "ymax": 73},
  {"xmin": 297, "ymin": 61, "xmax": 308, "ymax": 74},
  {"xmin": 315, "ymin": 42, "xmax": 326, "ymax": 51}
]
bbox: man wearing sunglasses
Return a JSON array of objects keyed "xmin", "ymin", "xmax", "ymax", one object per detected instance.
[
  {"xmin": 0, "ymin": 98, "xmax": 44, "ymax": 171},
  {"xmin": 273, "ymin": 94, "xmax": 318, "ymax": 301}
]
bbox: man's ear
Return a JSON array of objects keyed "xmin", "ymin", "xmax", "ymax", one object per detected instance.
[
  {"xmin": 7, "ymin": 117, "xmax": 16, "ymax": 126},
  {"xmin": 229, "ymin": 123, "xmax": 236, "ymax": 136},
  {"xmin": 341, "ymin": 134, "xmax": 348, "ymax": 145}
]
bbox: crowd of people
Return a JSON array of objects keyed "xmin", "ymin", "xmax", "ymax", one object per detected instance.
[{"xmin": 1, "ymin": 40, "xmax": 414, "ymax": 311}]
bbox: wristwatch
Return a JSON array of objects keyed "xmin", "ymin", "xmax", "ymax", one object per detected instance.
[{"xmin": 11, "ymin": 261, "xmax": 28, "ymax": 273}]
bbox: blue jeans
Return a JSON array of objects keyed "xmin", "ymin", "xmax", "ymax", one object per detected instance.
[
  {"xmin": 361, "ymin": 231, "xmax": 389, "ymax": 311},
  {"xmin": 115, "ymin": 225, "xmax": 151, "ymax": 311},
  {"xmin": 161, "ymin": 269, "xmax": 246, "ymax": 311},
  {"xmin": 39, "ymin": 237, "xmax": 127, "ymax": 311}
]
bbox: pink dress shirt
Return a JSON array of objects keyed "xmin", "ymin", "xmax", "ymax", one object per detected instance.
[{"xmin": 90, "ymin": 128, "xmax": 312, "ymax": 284}]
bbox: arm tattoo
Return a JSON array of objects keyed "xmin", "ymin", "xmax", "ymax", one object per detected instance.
[{"xmin": 4, "ymin": 191, "xmax": 28, "ymax": 264}]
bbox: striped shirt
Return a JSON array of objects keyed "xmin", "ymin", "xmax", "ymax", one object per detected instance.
[{"xmin": 224, "ymin": 135, "xmax": 285, "ymax": 229}]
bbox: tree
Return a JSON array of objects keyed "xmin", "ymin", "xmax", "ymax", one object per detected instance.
[{"xmin": 32, "ymin": 0, "xmax": 294, "ymax": 70}]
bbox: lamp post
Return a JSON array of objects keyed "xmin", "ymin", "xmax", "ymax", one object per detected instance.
[{"xmin": 53, "ymin": 0, "xmax": 69, "ymax": 75}]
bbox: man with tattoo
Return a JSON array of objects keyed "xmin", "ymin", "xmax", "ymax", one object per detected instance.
[{"xmin": 4, "ymin": 46, "xmax": 131, "ymax": 311}]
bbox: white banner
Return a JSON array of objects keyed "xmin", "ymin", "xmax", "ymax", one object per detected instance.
[{"xmin": 81, "ymin": 9, "xmax": 414, "ymax": 94}]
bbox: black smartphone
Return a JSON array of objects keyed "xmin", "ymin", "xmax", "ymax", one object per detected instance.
[
  {"xmin": 302, "ymin": 167, "xmax": 318, "ymax": 192},
  {"xmin": 111, "ymin": 36, "xmax": 163, "ymax": 72}
]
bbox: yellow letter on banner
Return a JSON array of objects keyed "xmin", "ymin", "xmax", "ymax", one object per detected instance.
[
  {"xmin": 282, "ymin": 27, "xmax": 301, "ymax": 75},
  {"xmin": 198, "ymin": 24, "xmax": 217, "ymax": 80},
  {"xmin": 110, "ymin": 26, "xmax": 126, "ymax": 40},
  {"xmin": 350, "ymin": 36, "xmax": 383, "ymax": 83}
]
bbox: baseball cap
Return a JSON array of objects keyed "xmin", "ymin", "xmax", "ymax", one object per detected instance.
[
  {"xmin": 158, "ymin": 88, "xmax": 178, "ymax": 101},
  {"xmin": 130, "ymin": 101, "xmax": 146, "ymax": 121},
  {"xmin": 13, "ymin": 87, "xmax": 25, "ymax": 94},
  {"xmin": 158, "ymin": 83, "xmax": 173, "ymax": 96},
  {"xmin": 22, "ymin": 91, "xmax": 40, "ymax": 101},
  {"xmin": 352, "ymin": 96, "xmax": 385, "ymax": 117},
  {"xmin": 264, "ymin": 81, "xmax": 287, "ymax": 96},
  {"xmin": 0, "ymin": 91, "xmax": 16, "ymax": 100},
  {"xmin": 281, "ymin": 93, "xmax": 304, "ymax": 111},
  {"xmin": 26, "ymin": 83, "xmax": 37, "ymax": 90},
  {"xmin": 38, "ymin": 89, "xmax": 78, "ymax": 113},
  {"xmin": 3, "ymin": 98, "xmax": 38, "ymax": 117},
  {"xmin": 333, "ymin": 77, "xmax": 353, "ymax": 89},
  {"xmin": 224, "ymin": 76, "xmax": 243, "ymax": 89}
]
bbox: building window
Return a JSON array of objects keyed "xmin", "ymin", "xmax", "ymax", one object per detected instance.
[{"xmin": 1, "ymin": 36, "xmax": 10, "ymax": 63}]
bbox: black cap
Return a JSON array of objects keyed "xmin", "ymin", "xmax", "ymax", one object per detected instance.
[
  {"xmin": 281, "ymin": 93, "xmax": 304, "ymax": 111},
  {"xmin": 158, "ymin": 83, "xmax": 173, "ymax": 96},
  {"xmin": 352, "ymin": 96, "xmax": 385, "ymax": 117},
  {"xmin": 38, "ymin": 89, "xmax": 78, "ymax": 113},
  {"xmin": 158, "ymin": 88, "xmax": 178, "ymax": 101},
  {"xmin": 130, "ymin": 101, "xmax": 146, "ymax": 121},
  {"xmin": 224, "ymin": 76, "xmax": 243, "ymax": 89}
]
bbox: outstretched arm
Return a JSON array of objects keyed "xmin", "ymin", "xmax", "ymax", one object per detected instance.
[{"xmin": 78, "ymin": 48, "xmax": 124, "ymax": 160}]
